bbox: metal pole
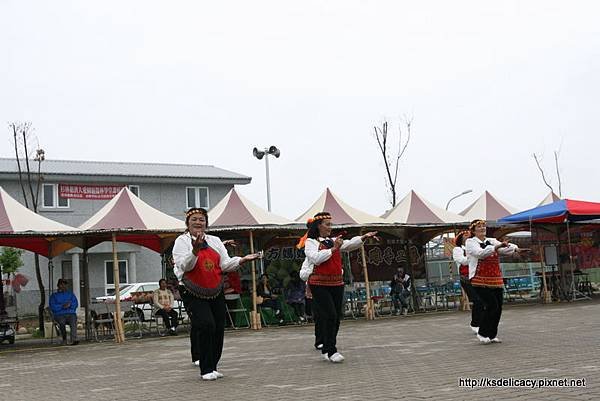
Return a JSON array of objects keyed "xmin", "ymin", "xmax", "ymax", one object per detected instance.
[
  {"xmin": 445, "ymin": 189, "xmax": 473, "ymax": 211},
  {"xmin": 265, "ymin": 152, "xmax": 272, "ymax": 212}
]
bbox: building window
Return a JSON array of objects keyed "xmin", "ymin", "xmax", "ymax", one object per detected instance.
[
  {"xmin": 186, "ymin": 187, "xmax": 209, "ymax": 209},
  {"xmin": 42, "ymin": 183, "xmax": 70, "ymax": 208},
  {"xmin": 105, "ymin": 260, "xmax": 128, "ymax": 295},
  {"xmin": 128, "ymin": 185, "xmax": 140, "ymax": 197}
]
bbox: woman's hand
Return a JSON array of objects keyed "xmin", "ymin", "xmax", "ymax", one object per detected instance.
[
  {"xmin": 494, "ymin": 241, "xmax": 509, "ymax": 251},
  {"xmin": 240, "ymin": 253, "xmax": 261, "ymax": 265},
  {"xmin": 332, "ymin": 236, "xmax": 344, "ymax": 250},
  {"xmin": 361, "ymin": 231, "xmax": 380, "ymax": 242},
  {"xmin": 191, "ymin": 234, "xmax": 206, "ymax": 256}
]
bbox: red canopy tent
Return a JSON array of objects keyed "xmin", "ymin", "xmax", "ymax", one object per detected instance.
[
  {"xmin": 499, "ymin": 199, "xmax": 600, "ymax": 302},
  {"xmin": 0, "ymin": 187, "xmax": 80, "ymax": 256},
  {"xmin": 77, "ymin": 187, "xmax": 185, "ymax": 342}
]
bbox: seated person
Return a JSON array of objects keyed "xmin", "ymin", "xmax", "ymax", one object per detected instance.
[
  {"xmin": 256, "ymin": 274, "xmax": 284, "ymax": 324},
  {"xmin": 285, "ymin": 272, "xmax": 306, "ymax": 322},
  {"xmin": 390, "ymin": 268, "xmax": 412, "ymax": 315},
  {"xmin": 153, "ymin": 279, "xmax": 179, "ymax": 335},
  {"xmin": 49, "ymin": 279, "xmax": 79, "ymax": 345}
]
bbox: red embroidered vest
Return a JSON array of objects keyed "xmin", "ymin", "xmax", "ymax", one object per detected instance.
[
  {"xmin": 308, "ymin": 243, "xmax": 343, "ymax": 287},
  {"xmin": 182, "ymin": 246, "xmax": 223, "ymax": 298},
  {"xmin": 471, "ymin": 252, "xmax": 504, "ymax": 288}
]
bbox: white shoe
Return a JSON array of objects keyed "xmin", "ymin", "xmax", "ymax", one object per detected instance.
[
  {"xmin": 213, "ymin": 370, "xmax": 224, "ymax": 378},
  {"xmin": 477, "ymin": 334, "xmax": 491, "ymax": 344},
  {"xmin": 329, "ymin": 352, "xmax": 345, "ymax": 363},
  {"xmin": 490, "ymin": 337, "xmax": 502, "ymax": 343},
  {"xmin": 201, "ymin": 372, "xmax": 217, "ymax": 381},
  {"xmin": 321, "ymin": 353, "xmax": 330, "ymax": 361},
  {"xmin": 193, "ymin": 360, "xmax": 200, "ymax": 367},
  {"xmin": 315, "ymin": 344, "xmax": 323, "ymax": 350},
  {"xmin": 470, "ymin": 326, "xmax": 479, "ymax": 334}
]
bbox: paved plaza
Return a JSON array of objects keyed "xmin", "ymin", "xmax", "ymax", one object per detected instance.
[{"xmin": 1, "ymin": 300, "xmax": 599, "ymax": 401}]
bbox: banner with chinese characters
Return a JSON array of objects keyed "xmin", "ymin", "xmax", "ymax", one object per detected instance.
[
  {"xmin": 348, "ymin": 234, "xmax": 427, "ymax": 281},
  {"xmin": 59, "ymin": 184, "xmax": 125, "ymax": 200},
  {"xmin": 259, "ymin": 234, "xmax": 426, "ymax": 283}
]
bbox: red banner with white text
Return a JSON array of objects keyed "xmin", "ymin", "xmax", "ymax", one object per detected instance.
[{"xmin": 59, "ymin": 184, "xmax": 124, "ymax": 200}]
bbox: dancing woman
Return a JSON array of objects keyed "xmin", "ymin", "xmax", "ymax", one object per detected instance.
[
  {"xmin": 298, "ymin": 212, "xmax": 378, "ymax": 362},
  {"xmin": 453, "ymin": 230, "xmax": 482, "ymax": 334},
  {"xmin": 465, "ymin": 219, "xmax": 519, "ymax": 344},
  {"xmin": 173, "ymin": 207, "xmax": 260, "ymax": 380}
]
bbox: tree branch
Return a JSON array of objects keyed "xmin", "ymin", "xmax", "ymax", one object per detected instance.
[
  {"xmin": 533, "ymin": 153, "xmax": 554, "ymax": 194},
  {"xmin": 554, "ymin": 150, "xmax": 562, "ymax": 198},
  {"xmin": 11, "ymin": 123, "xmax": 29, "ymax": 208},
  {"xmin": 21, "ymin": 125, "xmax": 38, "ymax": 211},
  {"xmin": 373, "ymin": 119, "xmax": 412, "ymax": 207}
]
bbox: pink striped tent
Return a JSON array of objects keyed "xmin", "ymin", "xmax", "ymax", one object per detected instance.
[
  {"xmin": 381, "ymin": 190, "xmax": 466, "ymax": 224},
  {"xmin": 459, "ymin": 191, "xmax": 518, "ymax": 222},
  {"xmin": 0, "ymin": 186, "xmax": 78, "ymax": 256},
  {"xmin": 78, "ymin": 187, "xmax": 185, "ymax": 252},
  {"xmin": 295, "ymin": 188, "xmax": 386, "ymax": 225},
  {"xmin": 208, "ymin": 188, "xmax": 294, "ymax": 228}
]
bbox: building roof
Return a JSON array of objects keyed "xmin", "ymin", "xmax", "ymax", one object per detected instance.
[
  {"xmin": 381, "ymin": 190, "xmax": 467, "ymax": 224},
  {"xmin": 0, "ymin": 158, "xmax": 251, "ymax": 183},
  {"xmin": 295, "ymin": 188, "xmax": 386, "ymax": 225}
]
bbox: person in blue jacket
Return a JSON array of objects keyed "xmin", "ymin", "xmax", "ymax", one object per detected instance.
[{"xmin": 49, "ymin": 279, "xmax": 79, "ymax": 345}]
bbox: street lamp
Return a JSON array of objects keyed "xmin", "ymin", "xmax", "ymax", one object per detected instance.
[
  {"xmin": 253, "ymin": 145, "xmax": 280, "ymax": 212},
  {"xmin": 445, "ymin": 189, "xmax": 473, "ymax": 210}
]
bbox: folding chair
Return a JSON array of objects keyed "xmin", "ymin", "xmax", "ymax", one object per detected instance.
[
  {"xmin": 120, "ymin": 301, "xmax": 142, "ymax": 338},
  {"xmin": 225, "ymin": 293, "xmax": 250, "ymax": 329},
  {"xmin": 44, "ymin": 307, "xmax": 63, "ymax": 344},
  {"xmin": 89, "ymin": 302, "xmax": 114, "ymax": 342}
]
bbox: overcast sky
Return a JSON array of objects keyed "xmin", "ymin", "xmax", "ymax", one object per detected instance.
[{"xmin": 2, "ymin": 1, "xmax": 599, "ymax": 219}]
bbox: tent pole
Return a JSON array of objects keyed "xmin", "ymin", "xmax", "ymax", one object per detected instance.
[
  {"xmin": 249, "ymin": 231, "xmax": 261, "ymax": 330},
  {"xmin": 82, "ymin": 248, "xmax": 92, "ymax": 340},
  {"xmin": 359, "ymin": 230, "xmax": 374, "ymax": 320},
  {"xmin": 535, "ymin": 223, "xmax": 550, "ymax": 304},
  {"xmin": 112, "ymin": 234, "xmax": 125, "ymax": 343}
]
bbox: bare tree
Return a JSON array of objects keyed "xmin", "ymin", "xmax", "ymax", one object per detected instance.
[
  {"xmin": 10, "ymin": 122, "xmax": 47, "ymax": 333},
  {"xmin": 532, "ymin": 145, "xmax": 563, "ymax": 197},
  {"xmin": 373, "ymin": 118, "xmax": 412, "ymax": 207},
  {"xmin": 554, "ymin": 150, "xmax": 562, "ymax": 198},
  {"xmin": 532, "ymin": 153, "xmax": 555, "ymax": 194}
]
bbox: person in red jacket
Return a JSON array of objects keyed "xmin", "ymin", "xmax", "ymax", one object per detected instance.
[{"xmin": 298, "ymin": 212, "xmax": 378, "ymax": 363}]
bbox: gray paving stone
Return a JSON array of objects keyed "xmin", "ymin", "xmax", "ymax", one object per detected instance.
[{"xmin": 0, "ymin": 300, "xmax": 598, "ymax": 400}]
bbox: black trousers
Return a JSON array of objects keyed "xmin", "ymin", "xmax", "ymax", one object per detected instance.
[
  {"xmin": 187, "ymin": 292, "xmax": 226, "ymax": 375},
  {"xmin": 313, "ymin": 306, "xmax": 323, "ymax": 348},
  {"xmin": 180, "ymin": 285, "xmax": 201, "ymax": 362},
  {"xmin": 310, "ymin": 284, "xmax": 344, "ymax": 357},
  {"xmin": 155, "ymin": 308, "xmax": 179, "ymax": 330},
  {"xmin": 460, "ymin": 278, "xmax": 483, "ymax": 328},
  {"xmin": 289, "ymin": 302, "xmax": 305, "ymax": 321},
  {"xmin": 472, "ymin": 286, "xmax": 503, "ymax": 339}
]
